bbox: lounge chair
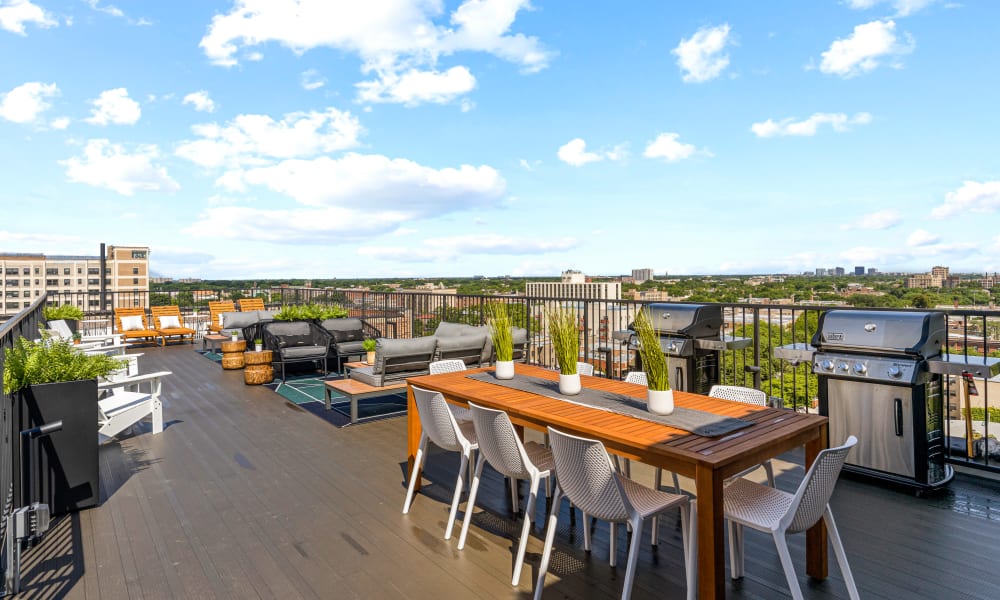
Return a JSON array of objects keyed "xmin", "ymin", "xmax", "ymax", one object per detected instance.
[
  {"xmin": 114, "ymin": 307, "xmax": 163, "ymax": 346},
  {"xmin": 97, "ymin": 370, "xmax": 171, "ymax": 441},
  {"xmin": 238, "ymin": 298, "xmax": 265, "ymax": 312},
  {"xmin": 208, "ymin": 300, "xmax": 236, "ymax": 333},
  {"xmin": 150, "ymin": 305, "xmax": 197, "ymax": 345}
]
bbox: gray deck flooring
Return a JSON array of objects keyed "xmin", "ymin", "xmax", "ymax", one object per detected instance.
[{"xmin": 16, "ymin": 344, "xmax": 1000, "ymax": 599}]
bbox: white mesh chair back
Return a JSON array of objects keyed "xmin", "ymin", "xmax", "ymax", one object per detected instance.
[
  {"xmin": 709, "ymin": 384, "xmax": 767, "ymax": 406},
  {"xmin": 576, "ymin": 362, "xmax": 595, "ymax": 376},
  {"xmin": 624, "ymin": 371, "xmax": 647, "ymax": 386},
  {"xmin": 430, "ymin": 359, "xmax": 467, "ymax": 375},
  {"xmin": 469, "ymin": 403, "xmax": 534, "ymax": 480},
  {"xmin": 411, "ymin": 386, "xmax": 466, "ymax": 452},
  {"xmin": 547, "ymin": 427, "xmax": 628, "ymax": 522},
  {"xmin": 785, "ymin": 436, "xmax": 857, "ymax": 533}
]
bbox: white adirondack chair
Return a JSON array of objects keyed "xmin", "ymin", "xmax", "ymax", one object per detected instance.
[{"xmin": 97, "ymin": 370, "xmax": 171, "ymax": 442}]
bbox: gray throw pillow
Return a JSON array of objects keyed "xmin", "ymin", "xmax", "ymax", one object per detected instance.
[
  {"xmin": 375, "ymin": 336, "xmax": 437, "ymax": 371},
  {"xmin": 434, "ymin": 321, "xmax": 477, "ymax": 338},
  {"xmin": 221, "ymin": 311, "xmax": 258, "ymax": 329},
  {"xmin": 321, "ymin": 317, "xmax": 364, "ymax": 332}
]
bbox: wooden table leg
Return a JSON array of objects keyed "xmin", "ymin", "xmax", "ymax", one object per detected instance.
[
  {"xmin": 695, "ymin": 464, "xmax": 725, "ymax": 599},
  {"xmin": 406, "ymin": 384, "xmax": 422, "ymax": 492},
  {"xmin": 805, "ymin": 423, "xmax": 829, "ymax": 580}
]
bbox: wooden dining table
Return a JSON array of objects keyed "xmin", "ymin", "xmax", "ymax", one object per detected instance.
[{"xmin": 405, "ymin": 364, "xmax": 829, "ymax": 600}]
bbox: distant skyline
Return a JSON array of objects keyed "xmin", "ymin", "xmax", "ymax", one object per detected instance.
[{"xmin": 2, "ymin": 1, "xmax": 999, "ymax": 278}]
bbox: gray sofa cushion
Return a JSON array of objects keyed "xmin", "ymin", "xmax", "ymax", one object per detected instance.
[
  {"xmin": 375, "ymin": 336, "xmax": 437, "ymax": 375},
  {"xmin": 349, "ymin": 366, "xmax": 381, "ymax": 387},
  {"xmin": 322, "ymin": 318, "xmax": 364, "ymax": 332},
  {"xmin": 280, "ymin": 345, "xmax": 327, "ymax": 359},
  {"xmin": 436, "ymin": 333, "xmax": 487, "ymax": 366},
  {"xmin": 220, "ymin": 311, "xmax": 259, "ymax": 329},
  {"xmin": 266, "ymin": 321, "xmax": 311, "ymax": 336},
  {"xmin": 257, "ymin": 310, "xmax": 277, "ymax": 322},
  {"xmin": 434, "ymin": 321, "xmax": 479, "ymax": 338},
  {"xmin": 336, "ymin": 340, "xmax": 366, "ymax": 355}
]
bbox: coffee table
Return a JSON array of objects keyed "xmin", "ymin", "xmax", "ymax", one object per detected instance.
[
  {"xmin": 324, "ymin": 378, "xmax": 407, "ymax": 423},
  {"xmin": 202, "ymin": 333, "xmax": 227, "ymax": 353}
]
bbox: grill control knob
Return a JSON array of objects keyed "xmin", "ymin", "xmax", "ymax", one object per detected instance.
[
  {"xmin": 853, "ymin": 362, "xmax": 867, "ymax": 375},
  {"xmin": 820, "ymin": 359, "xmax": 834, "ymax": 371},
  {"xmin": 838, "ymin": 361, "xmax": 849, "ymax": 372},
  {"xmin": 888, "ymin": 365, "xmax": 903, "ymax": 379},
  {"xmin": 666, "ymin": 342, "xmax": 678, "ymax": 354}
]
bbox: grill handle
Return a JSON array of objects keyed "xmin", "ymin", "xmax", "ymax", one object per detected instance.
[
  {"xmin": 894, "ymin": 398, "xmax": 903, "ymax": 437},
  {"xmin": 674, "ymin": 365, "xmax": 684, "ymax": 392}
]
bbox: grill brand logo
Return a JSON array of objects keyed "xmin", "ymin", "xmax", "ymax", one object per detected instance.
[
  {"xmin": 864, "ymin": 323, "xmax": 877, "ymax": 333},
  {"xmin": 827, "ymin": 332, "xmax": 844, "ymax": 341}
]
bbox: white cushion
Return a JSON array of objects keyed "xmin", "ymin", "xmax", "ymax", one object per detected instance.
[
  {"xmin": 159, "ymin": 315, "xmax": 180, "ymax": 328},
  {"xmin": 120, "ymin": 315, "xmax": 144, "ymax": 331},
  {"xmin": 218, "ymin": 313, "xmax": 225, "ymax": 328}
]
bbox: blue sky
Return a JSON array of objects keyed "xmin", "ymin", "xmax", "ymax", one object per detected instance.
[{"xmin": 2, "ymin": 0, "xmax": 998, "ymax": 279}]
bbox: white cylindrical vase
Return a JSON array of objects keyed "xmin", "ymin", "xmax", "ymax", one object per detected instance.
[
  {"xmin": 559, "ymin": 373, "xmax": 581, "ymax": 395},
  {"xmin": 495, "ymin": 360, "xmax": 515, "ymax": 379},
  {"xmin": 647, "ymin": 389, "xmax": 674, "ymax": 415}
]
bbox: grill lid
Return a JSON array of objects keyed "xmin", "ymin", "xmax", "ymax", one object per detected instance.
[
  {"xmin": 639, "ymin": 303, "xmax": 723, "ymax": 338},
  {"xmin": 811, "ymin": 310, "xmax": 946, "ymax": 357}
]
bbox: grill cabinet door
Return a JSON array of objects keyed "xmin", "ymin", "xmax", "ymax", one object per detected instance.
[{"xmin": 827, "ymin": 379, "xmax": 915, "ymax": 478}]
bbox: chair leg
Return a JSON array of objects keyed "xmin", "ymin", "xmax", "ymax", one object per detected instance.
[
  {"xmin": 764, "ymin": 459, "xmax": 775, "ymax": 487},
  {"xmin": 680, "ymin": 503, "xmax": 695, "ymax": 600},
  {"xmin": 458, "ymin": 455, "xmax": 486, "ymax": 550},
  {"xmin": 510, "ymin": 477, "xmax": 520, "ymax": 514},
  {"xmin": 533, "ymin": 485, "xmax": 563, "ymax": 600},
  {"xmin": 512, "ymin": 475, "xmax": 541, "ymax": 585},
  {"xmin": 824, "ymin": 508, "xmax": 861, "ymax": 600},
  {"xmin": 402, "ymin": 435, "xmax": 428, "ymax": 514},
  {"xmin": 621, "ymin": 516, "xmax": 644, "ymax": 600},
  {"xmin": 609, "ymin": 522, "xmax": 617, "ymax": 567},
  {"xmin": 582, "ymin": 511, "xmax": 592, "ymax": 552},
  {"xmin": 727, "ymin": 520, "xmax": 743, "ymax": 579},
  {"xmin": 773, "ymin": 531, "xmax": 804, "ymax": 600},
  {"xmin": 444, "ymin": 451, "xmax": 471, "ymax": 540}
]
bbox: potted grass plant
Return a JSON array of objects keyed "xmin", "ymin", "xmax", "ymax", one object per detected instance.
[
  {"xmin": 362, "ymin": 338, "xmax": 377, "ymax": 365},
  {"xmin": 633, "ymin": 307, "xmax": 673, "ymax": 415},
  {"xmin": 254, "ymin": 337, "xmax": 263, "ymax": 352},
  {"xmin": 546, "ymin": 307, "xmax": 581, "ymax": 395},
  {"xmin": 3, "ymin": 335, "xmax": 125, "ymax": 514},
  {"xmin": 486, "ymin": 302, "xmax": 515, "ymax": 379}
]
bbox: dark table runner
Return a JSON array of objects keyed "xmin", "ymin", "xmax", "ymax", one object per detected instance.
[{"xmin": 466, "ymin": 372, "xmax": 752, "ymax": 437}]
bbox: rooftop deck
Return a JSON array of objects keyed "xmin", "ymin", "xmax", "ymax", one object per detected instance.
[{"xmin": 17, "ymin": 344, "xmax": 1000, "ymax": 599}]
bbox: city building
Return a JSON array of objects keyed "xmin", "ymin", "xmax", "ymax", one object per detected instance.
[
  {"xmin": 815, "ymin": 268, "xmax": 827, "ymax": 276},
  {"xmin": 905, "ymin": 266, "xmax": 961, "ymax": 289},
  {"xmin": 526, "ymin": 270, "xmax": 621, "ymax": 300},
  {"xmin": 981, "ymin": 273, "xmax": 999, "ymax": 289},
  {"xmin": 0, "ymin": 244, "xmax": 150, "ymax": 315},
  {"xmin": 854, "ymin": 266, "xmax": 865, "ymax": 276},
  {"xmin": 834, "ymin": 267, "xmax": 845, "ymax": 276},
  {"xmin": 867, "ymin": 267, "xmax": 879, "ymax": 276},
  {"xmin": 631, "ymin": 268, "xmax": 654, "ymax": 284}
]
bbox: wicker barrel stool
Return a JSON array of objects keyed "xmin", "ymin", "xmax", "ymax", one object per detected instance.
[
  {"xmin": 221, "ymin": 340, "xmax": 247, "ymax": 370},
  {"xmin": 244, "ymin": 364, "xmax": 274, "ymax": 385}
]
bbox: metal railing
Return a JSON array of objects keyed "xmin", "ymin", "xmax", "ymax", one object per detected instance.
[{"xmin": 8, "ymin": 289, "xmax": 998, "ymax": 474}]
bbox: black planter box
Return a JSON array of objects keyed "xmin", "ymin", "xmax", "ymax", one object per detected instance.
[{"xmin": 18, "ymin": 379, "xmax": 99, "ymax": 514}]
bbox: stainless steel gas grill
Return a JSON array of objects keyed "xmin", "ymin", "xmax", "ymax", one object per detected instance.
[
  {"xmin": 808, "ymin": 310, "xmax": 953, "ymax": 490},
  {"xmin": 618, "ymin": 303, "xmax": 751, "ymax": 394}
]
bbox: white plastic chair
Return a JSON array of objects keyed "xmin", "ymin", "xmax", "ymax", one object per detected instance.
[
  {"xmin": 725, "ymin": 436, "xmax": 860, "ymax": 600},
  {"xmin": 97, "ymin": 370, "xmax": 171, "ymax": 442},
  {"xmin": 534, "ymin": 427, "xmax": 694, "ymax": 600},
  {"xmin": 623, "ymin": 371, "xmax": 647, "ymax": 385},
  {"xmin": 709, "ymin": 385, "xmax": 775, "ymax": 486},
  {"xmin": 458, "ymin": 403, "xmax": 554, "ymax": 585},
  {"xmin": 576, "ymin": 361, "xmax": 594, "ymax": 376},
  {"xmin": 429, "ymin": 359, "xmax": 472, "ymax": 422},
  {"xmin": 402, "ymin": 385, "xmax": 479, "ymax": 540}
]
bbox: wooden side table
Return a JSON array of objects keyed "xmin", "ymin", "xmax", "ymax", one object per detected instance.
[
  {"xmin": 221, "ymin": 340, "xmax": 247, "ymax": 369},
  {"xmin": 244, "ymin": 350, "xmax": 274, "ymax": 384}
]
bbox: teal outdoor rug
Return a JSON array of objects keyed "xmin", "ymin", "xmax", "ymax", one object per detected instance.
[{"xmin": 196, "ymin": 349, "xmax": 406, "ymax": 427}]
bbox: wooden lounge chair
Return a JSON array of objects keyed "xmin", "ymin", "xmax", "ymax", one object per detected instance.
[
  {"xmin": 151, "ymin": 305, "xmax": 196, "ymax": 345},
  {"xmin": 114, "ymin": 307, "xmax": 163, "ymax": 346},
  {"xmin": 238, "ymin": 298, "xmax": 265, "ymax": 312},
  {"xmin": 208, "ymin": 300, "xmax": 236, "ymax": 333}
]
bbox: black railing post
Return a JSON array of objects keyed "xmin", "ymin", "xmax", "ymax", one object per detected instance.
[{"xmin": 752, "ymin": 306, "xmax": 762, "ymax": 389}]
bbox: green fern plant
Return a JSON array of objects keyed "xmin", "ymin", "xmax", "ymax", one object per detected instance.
[
  {"xmin": 43, "ymin": 304, "xmax": 85, "ymax": 321},
  {"xmin": 485, "ymin": 302, "xmax": 514, "ymax": 362},
  {"xmin": 274, "ymin": 304, "xmax": 349, "ymax": 321},
  {"xmin": 3, "ymin": 336, "xmax": 126, "ymax": 395},
  {"xmin": 632, "ymin": 307, "xmax": 670, "ymax": 391},
  {"xmin": 546, "ymin": 307, "xmax": 579, "ymax": 375}
]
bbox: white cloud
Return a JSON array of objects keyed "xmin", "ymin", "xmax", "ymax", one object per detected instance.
[
  {"xmin": 643, "ymin": 132, "xmax": 706, "ymax": 162},
  {"xmin": 556, "ymin": 138, "xmax": 625, "ymax": 167},
  {"xmin": 182, "ymin": 90, "xmax": 216, "ymax": 113},
  {"xmin": 819, "ymin": 20, "xmax": 914, "ymax": 77},
  {"xmin": 518, "ymin": 158, "xmax": 540, "ymax": 171},
  {"xmin": 198, "ymin": 0, "xmax": 551, "ymax": 106},
  {"xmin": 906, "ymin": 228, "xmax": 940, "ymax": 246},
  {"xmin": 49, "ymin": 116, "xmax": 70, "ymax": 129},
  {"xmin": 930, "ymin": 180, "xmax": 1000, "ymax": 218},
  {"xmin": 359, "ymin": 234, "xmax": 578, "ymax": 262},
  {"xmin": 60, "ymin": 139, "xmax": 180, "ymax": 196},
  {"xmin": 175, "ymin": 108, "xmax": 362, "ymax": 169},
  {"xmin": 85, "ymin": 88, "xmax": 141, "ymax": 125},
  {"xmin": 0, "ymin": 0, "xmax": 57, "ymax": 35},
  {"xmin": 85, "ymin": 0, "xmax": 123, "ymax": 18},
  {"xmin": 672, "ymin": 24, "xmax": 732, "ymax": 83},
  {"xmin": 845, "ymin": 0, "xmax": 938, "ymax": 17},
  {"xmin": 751, "ymin": 112, "xmax": 872, "ymax": 137},
  {"xmin": 0, "ymin": 81, "xmax": 58, "ymax": 124},
  {"xmin": 301, "ymin": 69, "xmax": 326, "ymax": 91},
  {"xmin": 186, "ymin": 153, "xmax": 506, "ymax": 243},
  {"xmin": 356, "ymin": 66, "xmax": 476, "ymax": 106},
  {"xmin": 842, "ymin": 208, "xmax": 901, "ymax": 230}
]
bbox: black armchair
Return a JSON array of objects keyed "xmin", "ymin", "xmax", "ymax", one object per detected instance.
[
  {"xmin": 261, "ymin": 321, "xmax": 332, "ymax": 381},
  {"xmin": 319, "ymin": 318, "xmax": 382, "ymax": 373}
]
